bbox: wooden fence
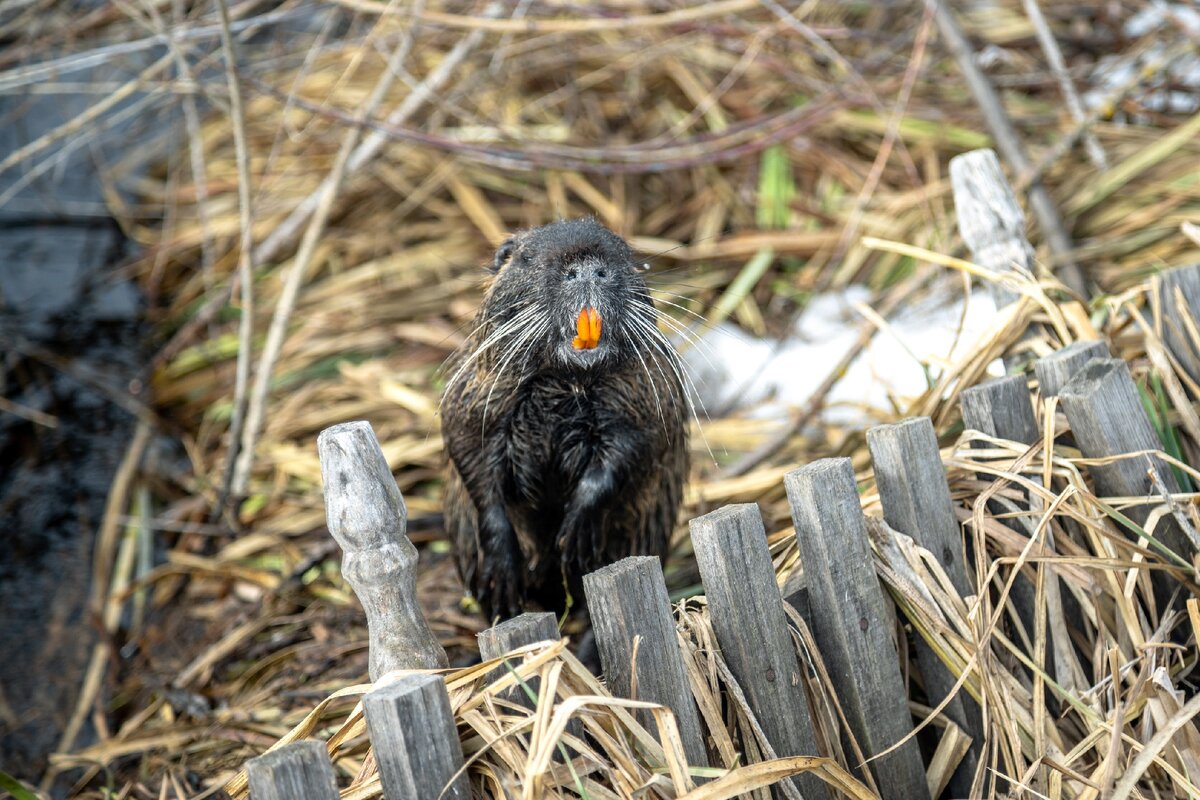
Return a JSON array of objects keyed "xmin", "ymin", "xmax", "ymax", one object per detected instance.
[{"xmin": 242, "ymin": 149, "xmax": 1200, "ymax": 799}]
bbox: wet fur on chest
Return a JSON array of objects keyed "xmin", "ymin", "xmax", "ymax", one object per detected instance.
[{"xmin": 504, "ymin": 372, "xmax": 650, "ymax": 552}]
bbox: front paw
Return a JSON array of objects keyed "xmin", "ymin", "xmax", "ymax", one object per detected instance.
[
  {"xmin": 480, "ymin": 544, "xmax": 524, "ymax": 621},
  {"xmin": 479, "ymin": 508, "xmax": 525, "ymax": 621}
]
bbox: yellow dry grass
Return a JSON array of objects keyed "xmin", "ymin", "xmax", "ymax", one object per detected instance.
[{"xmin": 15, "ymin": 0, "xmax": 1200, "ymax": 797}]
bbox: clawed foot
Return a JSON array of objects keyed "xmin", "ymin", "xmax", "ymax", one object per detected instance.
[{"xmin": 479, "ymin": 510, "xmax": 525, "ymax": 622}]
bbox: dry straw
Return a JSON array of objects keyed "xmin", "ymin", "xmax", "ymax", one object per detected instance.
[{"xmin": 11, "ymin": 0, "xmax": 1199, "ymax": 797}]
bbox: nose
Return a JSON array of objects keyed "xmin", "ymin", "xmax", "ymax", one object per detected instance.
[{"xmin": 566, "ymin": 259, "xmax": 609, "ymax": 283}]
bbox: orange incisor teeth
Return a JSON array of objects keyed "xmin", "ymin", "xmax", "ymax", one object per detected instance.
[{"xmin": 571, "ymin": 306, "xmax": 602, "ymax": 350}]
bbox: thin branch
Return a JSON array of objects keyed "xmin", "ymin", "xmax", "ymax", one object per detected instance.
[
  {"xmin": 0, "ymin": 6, "xmax": 304, "ymax": 92},
  {"xmin": 246, "ymin": 79, "xmax": 853, "ymax": 176},
  {"xmin": 1014, "ymin": 41, "xmax": 1192, "ymax": 194},
  {"xmin": 254, "ymin": 2, "xmax": 501, "ymax": 265},
  {"xmin": 213, "ymin": 0, "xmax": 257, "ymax": 520},
  {"xmin": 1021, "ymin": 0, "xmax": 1107, "ymax": 170}
]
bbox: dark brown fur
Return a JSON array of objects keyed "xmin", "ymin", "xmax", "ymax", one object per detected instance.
[{"xmin": 441, "ymin": 219, "xmax": 689, "ymax": 621}]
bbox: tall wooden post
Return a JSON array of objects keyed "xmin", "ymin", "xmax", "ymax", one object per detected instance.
[
  {"xmin": 1153, "ymin": 264, "xmax": 1200, "ymax": 387},
  {"xmin": 317, "ymin": 421, "xmax": 447, "ymax": 680},
  {"xmin": 364, "ymin": 674, "xmax": 470, "ymax": 800},
  {"xmin": 477, "ymin": 612, "xmax": 559, "ymax": 711},
  {"xmin": 960, "ymin": 375, "xmax": 1078, "ymax": 693},
  {"xmin": 1058, "ymin": 358, "xmax": 1196, "ymax": 563},
  {"xmin": 247, "ymin": 741, "xmax": 339, "ymax": 800},
  {"xmin": 1034, "ymin": 340, "xmax": 1111, "ymax": 398}
]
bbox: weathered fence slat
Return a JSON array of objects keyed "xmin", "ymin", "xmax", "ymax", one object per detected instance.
[
  {"xmin": 363, "ymin": 673, "xmax": 470, "ymax": 800},
  {"xmin": 317, "ymin": 421, "xmax": 446, "ymax": 680},
  {"xmin": 868, "ymin": 418, "xmax": 974, "ymax": 597},
  {"xmin": 689, "ymin": 503, "xmax": 830, "ymax": 800},
  {"xmin": 477, "ymin": 611, "xmax": 559, "ymax": 711},
  {"xmin": 950, "ymin": 148, "xmax": 1034, "ymax": 309},
  {"xmin": 1033, "ymin": 340, "xmax": 1110, "ymax": 399},
  {"xmin": 960, "ymin": 374, "xmax": 1040, "ymax": 446},
  {"xmin": 866, "ymin": 417, "xmax": 982, "ymax": 797},
  {"xmin": 476, "ymin": 611, "xmax": 586, "ymax": 750},
  {"xmin": 1153, "ymin": 263, "xmax": 1200, "ymax": 387},
  {"xmin": 959, "ymin": 376, "xmax": 1041, "ymax": 639},
  {"xmin": 1058, "ymin": 358, "xmax": 1195, "ymax": 563},
  {"xmin": 960, "ymin": 375, "xmax": 1075, "ymax": 690},
  {"xmin": 246, "ymin": 740, "xmax": 339, "ymax": 800},
  {"xmin": 477, "ymin": 611, "xmax": 559, "ymax": 661},
  {"xmin": 583, "ymin": 556, "xmax": 709, "ymax": 769},
  {"xmin": 784, "ymin": 459, "xmax": 928, "ymax": 800}
]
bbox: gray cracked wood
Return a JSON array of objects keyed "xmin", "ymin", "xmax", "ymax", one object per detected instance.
[
  {"xmin": 960, "ymin": 375, "xmax": 1073, "ymax": 690},
  {"xmin": 784, "ymin": 459, "xmax": 928, "ymax": 799},
  {"xmin": 1059, "ymin": 358, "xmax": 1194, "ymax": 562},
  {"xmin": 867, "ymin": 417, "xmax": 982, "ymax": 797},
  {"xmin": 950, "ymin": 148, "xmax": 1034, "ymax": 309},
  {"xmin": 247, "ymin": 740, "xmax": 339, "ymax": 800},
  {"xmin": 477, "ymin": 612, "xmax": 584, "ymax": 748},
  {"xmin": 1153, "ymin": 263, "xmax": 1200, "ymax": 388},
  {"xmin": 960, "ymin": 375, "xmax": 1040, "ymax": 645},
  {"xmin": 317, "ymin": 421, "xmax": 447, "ymax": 679},
  {"xmin": 477, "ymin": 611, "xmax": 559, "ymax": 711},
  {"xmin": 867, "ymin": 418, "xmax": 973, "ymax": 597},
  {"xmin": 690, "ymin": 503, "xmax": 829, "ymax": 800},
  {"xmin": 364, "ymin": 673, "xmax": 470, "ymax": 800},
  {"xmin": 1034, "ymin": 340, "xmax": 1111, "ymax": 398},
  {"xmin": 583, "ymin": 556, "xmax": 709, "ymax": 769},
  {"xmin": 960, "ymin": 375, "xmax": 1040, "ymax": 446}
]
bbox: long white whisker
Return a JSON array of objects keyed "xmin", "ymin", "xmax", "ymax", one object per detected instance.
[
  {"xmin": 481, "ymin": 317, "xmax": 549, "ymax": 438},
  {"xmin": 637, "ymin": 316, "xmax": 711, "ymax": 420},
  {"xmin": 623, "ymin": 320, "xmax": 668, "ymax": 432},
  {"xmin": 639, "ymin": 306, "xmax": 721, "ymax": 373},
  {"xmin": 638, "ymin": 287, "xmax": 716, "ymax": 318},
  {"xmin": 440, "ymin": 306, "xmax": 540, "ymax": 405},
  {"xmin": 631, "ymin": 315, "xmax": 717, "ymax": 466}
]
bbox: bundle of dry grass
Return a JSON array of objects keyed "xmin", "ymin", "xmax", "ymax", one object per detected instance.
[{"xmin": 14, "ymin": 0, "xmax": 1200, "ymax": 797}]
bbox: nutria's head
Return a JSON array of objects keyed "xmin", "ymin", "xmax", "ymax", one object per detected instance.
[{"xmin": 480, "ymin": 219, "xmax": 654, "ymax": 373}]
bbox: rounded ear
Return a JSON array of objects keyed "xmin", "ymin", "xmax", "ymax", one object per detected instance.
[{"xmin": 490, "ymin": 238, "xmax": 516, "ymax": 273}]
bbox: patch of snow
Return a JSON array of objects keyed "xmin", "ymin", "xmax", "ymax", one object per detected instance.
[{"xmin": 675, "ymin": 285, "xmax": 1005, "ymax": 426}]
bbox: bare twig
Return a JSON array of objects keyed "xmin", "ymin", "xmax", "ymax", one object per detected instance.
[
  {"xmin": 247, "ymin": 80, "xmax": 853, "ymax": 176},
  {"xmin": 1014, "ymin": 42, "xmax": 1194, "ymax": 194},
  {"xmin": 214, "ymin": 0, "xmax": 257, "ymax": 519},
  {"xmin": 1021, "ymin": 0, "xmax": 1107, "ymax": 170},
  {"xmin": 326, "ymin": 0, "xmax": 758, "ymax": 33},
  {"xmin": 827, "ymin": 0, "xmax": 936, "ymax": 280},
  {"xmin": 0, "ymin": 6, "xmax": 304, "ymax": 92}
]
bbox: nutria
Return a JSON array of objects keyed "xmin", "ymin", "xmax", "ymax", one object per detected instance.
[{"xmin": 441, "ymin": 219, "xmax": 689, "ymax": 622}]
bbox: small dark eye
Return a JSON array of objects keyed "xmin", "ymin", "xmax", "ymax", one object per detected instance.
[
  {"xmin": 567, "ymin": 268, "xmax": 578, "ymax": 279},
  {"xmin": 596, "ymin": 268, "xmax": 607, "ymax": 278}
]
